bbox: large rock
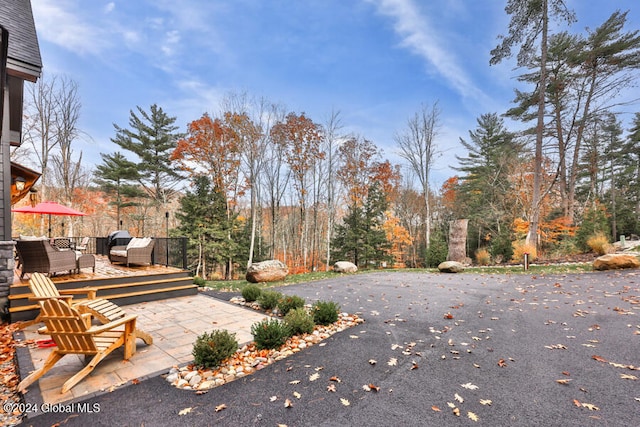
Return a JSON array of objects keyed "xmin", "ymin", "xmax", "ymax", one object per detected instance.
[
  {"xmin": 438, "ymin": 261, "xmax": 465, "ymax": 273},
  {"xmin": 246, "ymin": 260, "xmax": 288, "ymax": 283},
  {"xmin": 333, "ymin": 261, "xmax": 358, "ymax": 273},
  {"xmin": 593, "ymin": 254, "xmax": 640, "ymax": 271}
]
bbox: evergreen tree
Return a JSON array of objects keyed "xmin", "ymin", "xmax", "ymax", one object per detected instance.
[
  {"xmin": 175, "ymin": 175, "xmax": 244, "ymax": 279},
  {"xmin": 331, "ymin": 183, "xmax": 392, "ymax": 267},
  {"xmin": 93, "ymin": 152, "xmax": 146, "ymax": 228},
  {"xmin": 111, "ymin": 104, "xmax": 183, "ymax": 206},
  {"xmin": 455, "ymin": 113, "xmax": 523, "ymax": 258}
]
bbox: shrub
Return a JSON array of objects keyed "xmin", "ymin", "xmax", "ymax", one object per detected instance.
[
  {"xmin": 192, "ymin": 330, "xmax": 238, "ymax": 369},
  {"xmin": 475, "ymin": 248, "xmax": 491, "ymax": 266},
  {"xmin": 193, "ymin": 276, "xmax": 206, "ymax": 286},
  {"xmin": 284, "ymin": 307, "xmax": 315, "ymax": 335},
  {"xmin": 575, "ymin": 202, "xmax": 610, "ymax": 252},
  {"xmin": 277, "ymin": 295, "xmax": 305, "ymax": 316},
  {"xmin": 511, "ymin": 241, "xmax": 537, "ymax": 263},
  {"xmin": 312, "ymin": 300, "xmax": 340, "ymax": 325},
  {"xmin": 490, "ymin": 230, "xmax": 514, "ymax": 262},
  {"xmin": 241, "ymin": 284, "xmax": 262, "ymax": 302},
  {"xmin": 251, "ymin": 318, "xmax": 291, "ymax": 350},
  {"xmin": 257, "ymin": 290, "xmax": 282, "ymax": 310},
  {"xmin": 586, "ymin": 232, "xmax": 611, "ymax": 255}
]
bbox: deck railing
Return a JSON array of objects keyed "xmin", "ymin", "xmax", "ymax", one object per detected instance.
[{"xmin": 91, "ymin": 236, "xmax": 188, "ymax": 270}]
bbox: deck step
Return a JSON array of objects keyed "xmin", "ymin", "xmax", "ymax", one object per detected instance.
[{"xmin": 9, "ymin": 270, "xmax": 199, "ymax": 323}]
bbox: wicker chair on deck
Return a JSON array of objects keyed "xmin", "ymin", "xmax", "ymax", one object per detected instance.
[
  {"xmin": 109, "ymin": 237, "xmax": 155, "ymax": 267},
  {"xmin": 15, "ymin": 239, "xmax": 77, "ymax": 279}
]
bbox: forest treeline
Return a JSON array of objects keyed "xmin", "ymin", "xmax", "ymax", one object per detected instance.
[{"xmin": 12, "ymin": 5, "xmax": 640, "ymax": 279}]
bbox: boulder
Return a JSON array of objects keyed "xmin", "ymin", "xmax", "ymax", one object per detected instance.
[
  {"xmin": 246, "ymin": 260, "xmax": 288, "ymax": 283},
  {"xmin": 593, "ymin": 254, "xmax": 640, "ymax": 271},
  {"xmin": 438, "ymin": 261, "xmax": 465, "ymax": 273},
  {"xmin": 333, "ymin": 261, "xmax": 358, "ymax": 273}
]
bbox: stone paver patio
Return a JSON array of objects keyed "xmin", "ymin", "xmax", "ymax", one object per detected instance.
[{"xmin": 16, "ymin": 293, "xmax": 268, "ymax": 406}]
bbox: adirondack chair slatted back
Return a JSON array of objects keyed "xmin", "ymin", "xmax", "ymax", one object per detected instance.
[
  {"xmin": 30, "ymin": 272, "xmax": 62, "ymax": 298},
  {"xmin": 40, "ymin": 299, "xmax": 98, "ymax": 355}
]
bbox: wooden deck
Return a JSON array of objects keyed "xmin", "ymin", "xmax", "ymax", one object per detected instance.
[{"xmin": 9, "ymin": 255, "xmax": 198, "ymax": 322}]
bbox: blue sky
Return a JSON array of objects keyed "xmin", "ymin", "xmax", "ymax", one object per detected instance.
[{"xmin": 30, "ymin": 0, "xmax": 640, "ymax": 187}]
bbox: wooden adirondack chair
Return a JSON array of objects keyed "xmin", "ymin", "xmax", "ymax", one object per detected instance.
[
  {"xmin": 18, "ymin": 298, "xmax": 138, "ymax": 393},
  {"xmin": 27, "ymin": 272, "xmax": 153, "ymax": 345}
]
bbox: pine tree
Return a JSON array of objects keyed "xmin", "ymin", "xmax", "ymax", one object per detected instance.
[
  {"xmin": 111, "ymin": 104, "xmax": 183, "ymax": 207},
  {"xmin": 93, "ymin": 152, "xmax": 146, "ymax": 229}
]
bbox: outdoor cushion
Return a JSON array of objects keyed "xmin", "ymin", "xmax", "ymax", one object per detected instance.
[
  {"xmin": 126, "ymin": 237, "xmax": 151, "ymax": 250},
  {"xmin": 110, "ymin": 249, "xmax": 128, "ymax": 258}
]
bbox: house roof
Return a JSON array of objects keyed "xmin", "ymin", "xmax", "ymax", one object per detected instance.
[{"xmin": 0, "ymin": 0, "xmax": 42, "ymax": 81}]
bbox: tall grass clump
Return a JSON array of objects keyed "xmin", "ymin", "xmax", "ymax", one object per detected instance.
[
  {"xmin": 586, "ymin": 232, "xmax": 611, "ymax": 255},
  {"xmin": 475, "ymin": 248, "xmax": 491, "ymax": 266}
]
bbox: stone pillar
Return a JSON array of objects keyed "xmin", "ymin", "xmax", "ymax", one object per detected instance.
[{"xmin": 0, "ymin": 240, "xmax": 15, "ymax": 319}]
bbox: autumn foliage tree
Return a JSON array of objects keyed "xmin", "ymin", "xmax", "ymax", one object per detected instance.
[
  {"xmin": 270, "ymin": 112, "xmax": 323, "ymax": 270},
  {"xmin": 172, "ymin": 113, "xmax": 246, "ymax": 279}
]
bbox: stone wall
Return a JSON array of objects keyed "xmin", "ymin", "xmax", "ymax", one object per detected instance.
[{"xmin": 0, "ymin": 240, "xmax": 15, "ymax": 318}]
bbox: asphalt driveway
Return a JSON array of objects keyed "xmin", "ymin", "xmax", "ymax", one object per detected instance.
[{"xmin": 24, "ymin": 270, "xmax": 640, "ymax": 426}]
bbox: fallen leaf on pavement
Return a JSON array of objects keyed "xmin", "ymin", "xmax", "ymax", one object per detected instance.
[
  {"xmin": 468, "ymin": 411, "xmax": 479, "ymax": 422},
  {"xmin": 582, "ymin": 403, "xmax": 600, "ymax": 411},
  {"xmin": 215, "ymin": 404, "xmax": 227, "ymax": 413},
  {"xmin": 284, "ymin": 399, "xmax": 293, "ymax": 408},
  {"xmin": 340, "ymin": 398, "xmax": 350, "ymax": 406},
  {"xmin": 498, "ymin": 359, "xmax": 507, "ymax": 368},
  {"xmin": 327, "ymin": 384, "xmax": 336, "ymax": 392},
  {"xmin": 178, "ymin": 407, "xmax": 192, "ymax": 416},
  {"xmin": 461, "ymin": 382, "xmax": 479, "ymax": 390},
  {"xmin": 330, "ymin": 376, "xmax": 341, "ymax": 382},
  {"xmin": 454, "ymin": 393, "xmax": 464, "ymax": 403},
  {"xmin": 592, "ymin": 355, "xmax": 608, "ymax": 363},
  {"xmin": 431, "ymin": 405, "xmax": 441, "ymax": 412},
  {"xmin": 388, "ymin": 358, "xmax": 397, "ymax": 366},
  {"xmin": 309, "ymin": 372, "xmax": 320, "ymax": 382},
  {"xmin": 293, "ymin": 392, "xmax": 301, "ymax": 399},
  {"xmin": 479, "ymin": 399, "xmax": 492, "ymax": 406},
  {"xmin": 556, "ymin": 379, "xmax": 572, "ymax": 385},
  {"xmin": 368, "ymin": 359, "xmax": 377, "ymax": 365},
  {"xmin": 620, "ymin": 374, "xmax": 637, "ymax": 380}
]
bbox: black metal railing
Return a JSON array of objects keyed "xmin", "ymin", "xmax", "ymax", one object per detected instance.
[{"xmin": 92, "ymin": 236, "xmax": 188, "ymax": 270}]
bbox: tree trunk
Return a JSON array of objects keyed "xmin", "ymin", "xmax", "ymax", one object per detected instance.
[
  {"xmin": 526, "ymin": 0, "xmax": 548, "ymax": 250},
  {"xmin": 447, "ymin": 219, "xmax": 469, "ymax": 263}
]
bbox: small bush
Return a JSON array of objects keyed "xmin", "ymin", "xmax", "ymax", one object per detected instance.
[
  {"xmin": 251, "ymin": 318, "xmax": 291, "ymax": 350},
  {"xmin": 278, "ymin": 295, "xmax": 305, "ymax": 316},
  {"xmin": 587, "ymin": 232, "xmax": 611, "ymax": 255},
  {"xmin": 192, "ymin": 330, "xmax": 238, "ymax": 369},
  {"xmin": 257, "ymin": 290, "xmax": 282, "ymax": 310},
  {"xmin": 511, "ymin": 241, "xmax": 537, "ymax": 262},
  {"xmin": 242, "ymin": 285, "xmax": 262, "ymax": 302},
  {"xmin": 193, "ymin": 276, "xmax": 206, "ymax": 286},
  {"xmin": 312, "ymin": 300, "xmax": 340, "ymax": 325},
  {"xmin": 284, "ymin": 307, "xmax": 315, "ymax": 335},
  {"xmin": 475, "ymin": 248, "xmax": 491, "ymax": 266}
]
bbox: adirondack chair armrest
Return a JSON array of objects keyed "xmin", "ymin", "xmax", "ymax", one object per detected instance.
[
  {"xmin": 88, "ymin": 314, "xmax": 137, "ymax": 334},
  {"xmin": 28, "ymin": 295, "xmax": 74, "ymax": 303},
  {"xmin": 59, "ymin": 287, "xmax": 98, "ymax": 299}
]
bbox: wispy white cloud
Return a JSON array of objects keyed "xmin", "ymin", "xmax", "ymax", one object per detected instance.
[
  {"xmin": 366, "ymin": 0, "xmax": 489, "ymax": 105},
  {"xmin": 104, "ymin": 2, "xmax": 115, "ymax": 14},
  {"xmin": 32, "ymin": 0, "xmax": 111, "ymax": 55}
]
